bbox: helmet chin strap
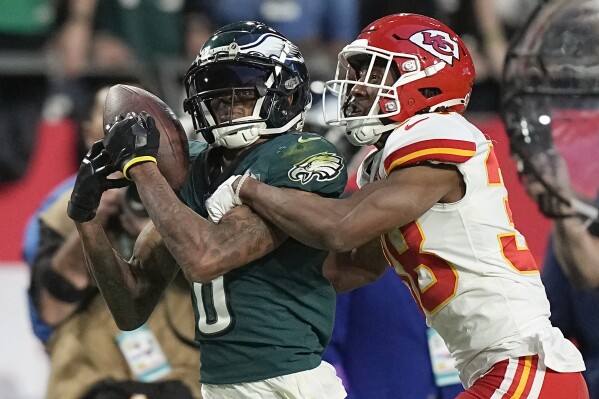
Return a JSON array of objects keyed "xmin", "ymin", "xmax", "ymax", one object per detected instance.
[
  {"xmin": 346, "ymin": 118, "xmax": 399, "ymax": 146},
  {"xmin": 212, "ymin": 117, "xmax": 266, "ymax": 149}
]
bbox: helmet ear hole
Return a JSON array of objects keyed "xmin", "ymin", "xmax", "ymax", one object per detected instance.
[{"xmin": 419, "ymin": 88, "xmax": 442, "ymax": 99}]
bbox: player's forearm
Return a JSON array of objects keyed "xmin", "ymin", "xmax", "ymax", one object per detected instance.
[
  {"xmin": 553, "ymin": 219, "xmax": 599, "ymax": 288},
  {"xmin": 76, "ymin": 220, "xmax": 150, "ymax": 330},
  {"xmin": 128, "ymin": 164, "xmax": 215, "ymax": 279},
  {"xmin": 128, "ymin": 164, "xmax": 279, "ymax": 282},
  {"xmin": 239, "ymin": 177, "xmax": 357, "ymax": 251}
]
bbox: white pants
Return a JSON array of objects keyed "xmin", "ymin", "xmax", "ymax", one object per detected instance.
[{"xmin": 201, "ymin": 361, "xmax": 347, "ymax": 399}]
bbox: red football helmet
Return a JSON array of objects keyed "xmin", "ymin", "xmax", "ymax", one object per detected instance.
[{"xmin": 323, "ymin": 13, "xmax": 476, "ymax": 145}]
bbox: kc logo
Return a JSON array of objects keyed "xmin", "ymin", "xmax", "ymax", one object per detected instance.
[{"xmin": 409, "ymin": 29, "xmax": 460, "ymax": 66}]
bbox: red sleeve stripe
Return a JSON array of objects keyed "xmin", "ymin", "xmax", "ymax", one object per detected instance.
[{"xmin": 384, "ymin": 139, "xmax": 476, "ymax": 173}]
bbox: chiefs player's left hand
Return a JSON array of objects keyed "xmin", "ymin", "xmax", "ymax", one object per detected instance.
[
  {"xmin": 206, "ymin": 175, "xmax": 243, "ymax": 223},
  {"xmin": 104, "ymin": 111, "xmax": 160, "ymax": 179},
  {"xmin": 206, "ymin": 172, "xmax": 257, "ymax": 222}
]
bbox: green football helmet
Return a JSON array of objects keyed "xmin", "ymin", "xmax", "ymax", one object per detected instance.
[{"xmin": 183, "ymin": 21, "xmax": 312, "ymax": 149}]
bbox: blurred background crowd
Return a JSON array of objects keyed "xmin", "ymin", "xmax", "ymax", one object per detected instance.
[{"xmin": 3, "ymin": 0, "xmax": 598, "ymax": 398}]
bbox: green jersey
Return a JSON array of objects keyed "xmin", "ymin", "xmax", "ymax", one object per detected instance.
[{"xmin": 177, "ymin": 133, "xmax": 347, "ymax": 384}]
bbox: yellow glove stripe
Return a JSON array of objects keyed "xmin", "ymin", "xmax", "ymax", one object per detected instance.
[{"xmin": 123, "ymin": 156, "xmax": 157, "ymax": 180}]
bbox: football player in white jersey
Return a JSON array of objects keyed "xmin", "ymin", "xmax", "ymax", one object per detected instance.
[{"xmin": 208, "ymin": 13, "xmax": 589, "ymax": 399}]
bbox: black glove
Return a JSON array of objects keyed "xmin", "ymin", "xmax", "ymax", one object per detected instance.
[
  {"xmin": 67, "ymin": 140, "xmax": 129, "ymax": 223},
  {"xmin": 104, "ymin": 111, "xmax": 160, "ymax": 179}
]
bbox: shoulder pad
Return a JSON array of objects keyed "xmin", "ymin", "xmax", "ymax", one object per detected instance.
[{"xmin": 384, "ymin": 113, "xmax": 476, "ymax": 174}]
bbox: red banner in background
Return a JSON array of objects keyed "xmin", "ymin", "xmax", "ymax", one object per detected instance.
[
  {"xmin": 0, "ymin": 119, "xmax": 78, "ymax": 263},
  {"xmin": 551, "ymin": 109, "xmax": 599, "ymax": 201},
  {"xmin": 470, "ymin": 114, "xmax": 552, "ymax": 265}
]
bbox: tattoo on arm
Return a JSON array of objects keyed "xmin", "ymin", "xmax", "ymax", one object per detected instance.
[
  {"xmin": 130, "ymin": 165, "xmax": 286, "ymax": 282},
  {"xmin": 218, "ymin": 205, "xmax": 285, "ymax": 259}
]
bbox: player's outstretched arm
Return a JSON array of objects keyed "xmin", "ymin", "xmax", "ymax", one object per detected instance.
[
  {"xmin": 238, "ymin": 164, "xmax": 461, "ymax": 252},
  {"xmin": 34, "ymin": 189, "xmax": 121, "ymax": 327},
  {"xmin": 66, "ymin": 137, "xmax": 173, "ymax": 331}
]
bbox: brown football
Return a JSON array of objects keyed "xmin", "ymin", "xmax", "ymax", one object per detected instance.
[{"xmin": 103, "ymin": 84, "xmax": 189, "ymax": 189}]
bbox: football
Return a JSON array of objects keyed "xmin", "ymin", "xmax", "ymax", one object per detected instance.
[{"xmin": 103, "ymin": 84, "xmax": 189, "ymax": 189}]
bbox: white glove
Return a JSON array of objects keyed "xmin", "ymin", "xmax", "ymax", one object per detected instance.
[{"xmin": 206, "ymin": 175, "xmax": 242, "ymax": 223}]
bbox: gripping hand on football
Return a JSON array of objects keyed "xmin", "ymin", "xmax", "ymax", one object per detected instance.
[
  {"xmin": 104, "ymin": 111, "xmax": 160, "ymax": 179},
  {"xmin": 67, "ymin": 140, "xmax": 129, "ymax": 223}
]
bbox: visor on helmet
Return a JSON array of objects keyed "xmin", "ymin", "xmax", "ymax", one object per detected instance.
[
  {"xmin": 186, "ymin": 63, "xmax": 269, "ymax": 96},
  {"xmin": 184, "ymin": 62, "xmax": 271, "ymax": 139}
]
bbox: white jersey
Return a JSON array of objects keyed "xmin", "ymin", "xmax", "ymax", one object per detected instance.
[{"xmin": 357, "ymin": 112, "xmax": 585, "ymax": 388}]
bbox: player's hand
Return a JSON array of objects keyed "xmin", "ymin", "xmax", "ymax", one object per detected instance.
[
  {"xmin": 206, "ymin": 172, "xmax": 257, "ymax": 222},
  {"xmin": 104, "ymin": 111, "xmax": 160, "ymax": 179},
  {"xmin": 67, "ymin": 140, "xmax": 129, "ymax": 223},
  {"xmin": 206, "ymin": 175, "xmax": 243, "ymax": 223}
]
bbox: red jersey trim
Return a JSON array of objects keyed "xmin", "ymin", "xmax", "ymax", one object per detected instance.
[{"xmin": 384, "ymin": 139, "xmax": 476, "ymax": 174}]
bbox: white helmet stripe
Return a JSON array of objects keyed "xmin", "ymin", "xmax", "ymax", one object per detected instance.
[
  {"xmin": 253, "ymin": 96, "xmax": 265, "ymax": 118},
  {"xmin": 201, "ymin": 101, "xmax": 216, "ymax": 126}
]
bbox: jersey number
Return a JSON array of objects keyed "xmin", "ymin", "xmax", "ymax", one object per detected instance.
[
  {"xmin": 383, "ymin": 144, "xmax": 537, "ymax": 315},
  {"xmin": 193, "ymin": 276, "xmax": 233, "ymax": 335},
  {"xmin": 383, "ymin": 222, "xmax": 458, "ymax": 314}
]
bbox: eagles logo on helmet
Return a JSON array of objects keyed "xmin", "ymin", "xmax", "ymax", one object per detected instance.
[
  {"xmin": 322, "ymin": 13, "xmax": 475, "ymax": 146},
  {"xmin": 183, "ymin": 21, "xmax": 311, "ymax": 149}
]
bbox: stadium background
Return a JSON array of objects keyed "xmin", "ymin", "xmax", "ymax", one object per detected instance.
[{"xmin": 0, "ymin": 0, "xmax": 549, "ymax": 397}]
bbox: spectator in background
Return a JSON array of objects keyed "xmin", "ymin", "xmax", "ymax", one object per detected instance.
[
  {"xmin": 47, "ymin": 0, "xmax": 212, "ymax": 122},
  {"xmin": 199, "ymin": 0, "xmax": 358, "ymax": 80},
  {"xmin": 502, "ymin": 0, "xmax": 599, "ymax": 397},
  {"xmin": 23, "ymin": 86, "xmax": 201, "ymax": 399},
  {"xmin": 53, "ymin": 0, "xmax": 211, "ymax": 75},
  {"xmin": 0, "ymin": 0, "xmax": 57, "ymax": 183}
]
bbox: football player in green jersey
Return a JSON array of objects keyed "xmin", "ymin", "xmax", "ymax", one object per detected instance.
[{"xmin": 66, "ymin": 21, "xmax": 387, "ymax": 399}]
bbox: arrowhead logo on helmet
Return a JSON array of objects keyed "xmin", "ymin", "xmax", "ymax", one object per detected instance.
[{"xmin": 409, "ymin": 29, "xmax": 460, "ymax": 66}]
